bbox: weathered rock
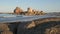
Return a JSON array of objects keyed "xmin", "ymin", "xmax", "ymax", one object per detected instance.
[
  {"xmin": 14, "ymin": 7, "xmax": 45, "ymax": 15},
  {"xmin": 40, "ymin": 11, "xmax": 45, "ymax": 15},
  {"xmin": 1, "ymin": 31, "xmax": 13, "ymax": 34},
  {"xmin": 27, "ymin": 7, "xmax": 33, "ymax": 13},
  {"xmin": 14, "ymin": 7, "xmax": 23, "ymax": 15},
  {"xmin": 45, "ymin": 25, "xmax": 60, "ymax": 34},
  {"xmin": 0, "ymin": 24, "xmax": 9, "ymax": 31},
  {"xmin": 0, "ymin": 23, "xmax": 13, "ymax": 34},
  {"xmin": 26, "ymin": 21, "xmax": 36, "ymax": 29}
]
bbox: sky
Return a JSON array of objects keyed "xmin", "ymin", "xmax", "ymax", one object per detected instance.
[{"xmin": 0, "ymin": 0, "xmax": 60, "ymax": 13}]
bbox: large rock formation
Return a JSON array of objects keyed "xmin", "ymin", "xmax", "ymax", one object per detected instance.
[
  {"xmin": 14, "ymin": 7, "xmax": 45, "ymax": 15},
  {"xmin": 25, "ymin": 7, "xmax": 35, "ymax": 15},
  {"xmin": 14, "ymin": 7, "xmax": 23, "ymax": 15},
  {"xmin": 27, "ymin": 7, "xmax": 33, "ymax": 13},
  {"xmin": 25, "ymin": 7, "xmax": 45, "ymax": 16}
]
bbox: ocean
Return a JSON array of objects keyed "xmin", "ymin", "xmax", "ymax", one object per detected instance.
[{"xmin": 0, "ymin": 13, "xmax": 60, "ymax": 23}]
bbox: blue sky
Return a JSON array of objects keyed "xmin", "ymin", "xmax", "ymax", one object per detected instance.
[{"xmin": 0, "ymin": 0, "xmax": 60, "ymax": 13}]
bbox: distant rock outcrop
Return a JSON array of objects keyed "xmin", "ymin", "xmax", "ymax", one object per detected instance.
[
  {"xmin": 14, "ymin": 7, "xmax": 45, "ymax": 15},
  {"xmin": 25, "ymin": 7, "xmax": 45, "ymax": 16},
  {"xmin": 27, "ymin": 7, "xmax": 33, "ymax": 13},
  {"xmin": 25, "ymin": 7, "xmax": 35, "ymax": 15},
  {"xmin": 14, "ymin": 7, "xmax": 23, "ymax": 15}
]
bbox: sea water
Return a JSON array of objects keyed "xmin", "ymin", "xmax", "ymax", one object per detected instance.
[{"xmin": 0, "ymin": 13, "xmax": 60, "ymax": 23}]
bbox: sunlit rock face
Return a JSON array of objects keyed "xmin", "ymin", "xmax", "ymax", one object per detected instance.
[
  {"xmin": 27, "ymin": 7, "xmax": 33, "ymax": 13},
  {"xmin": 24, "ymin": 7, "xmax": 34, "ymax": 16},
  {"xmin": 14, "ymin": 7, "xmax": 23, "ymax": 15},
  {"xmin": 25, "ymin": 7, "xmax": 45, "ymax": 16},
  {"xmin": 14, "ymin": 7, "xmax": 45, "ymax": 15}
]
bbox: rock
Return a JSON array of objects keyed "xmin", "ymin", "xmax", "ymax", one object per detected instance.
[
  {"xmin": 25, "ymin": 8, "xmax": 36, "ymax": 16},
  {"xmin": 40, "ymin": 11, "xmax": 45, "ymax": 15},
  {"xmin": 14, "ymin": 7, "xmax": 23, "ymax": 15},
  {"xmin": 13, "ymin": 7, "xmax": 45, "ymax": 15},
  {"xmin": 0, "ymin": 24, "xmax": 9, "ymax": 31},
  {"xmin": 27, "ymin": 7, "xmax": 33, "ymax": 13},
  {"xmin": 1, "ymin": 31, "xmax": 13, "ymax": 34},
  {"xmin": 0, "ymin": 23, "xmax": 13, "ymax": 34},
  {"xmin": 26, "ymin": 21, "xmax": 36, "ymax": 29}
]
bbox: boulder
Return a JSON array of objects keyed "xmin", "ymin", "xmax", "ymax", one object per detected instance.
[
  {"xmin": 0, "ymin": 23, "xmax": 13, "ymax": 34},
  {"xmin": 0, "ymin": 24, "xmax": 9, "ymax": 31},
  {"xmin": 14, "ymin": 7, "xmax": 23, "ymax": 15},
  {"xmin": 27, "ymin": 7, "xmax": 33, "ymax": 13}
]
